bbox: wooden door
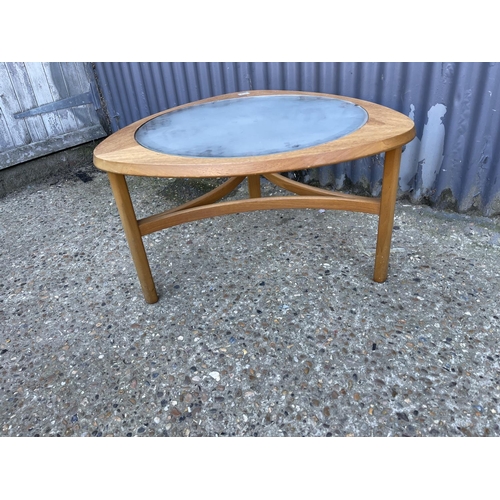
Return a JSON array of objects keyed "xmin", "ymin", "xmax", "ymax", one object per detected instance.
[{"xmin": 0, "ymin": 62, "xmax": 108, "ymax": 170}]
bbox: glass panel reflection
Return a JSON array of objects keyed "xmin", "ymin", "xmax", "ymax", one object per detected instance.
[{"xmin": 135, "ymin": 95, "xmax": 368, "ymax": 158}]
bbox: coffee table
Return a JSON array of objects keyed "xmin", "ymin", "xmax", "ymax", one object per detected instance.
[{"xmin": 93, "ymin": 90, "xmax": 415, "ymax": 304}]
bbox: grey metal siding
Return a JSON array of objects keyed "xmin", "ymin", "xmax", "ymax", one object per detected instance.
[{"xmin": 94, "ymin": 62, "xmax": 500, "ymax": 216}]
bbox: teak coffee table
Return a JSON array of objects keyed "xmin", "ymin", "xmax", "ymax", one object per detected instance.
[{"xmin": 93, "ymin": 90, "xmax": 415, "ymax": 304}]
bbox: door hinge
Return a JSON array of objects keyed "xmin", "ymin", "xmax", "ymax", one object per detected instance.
[{"xmin": 14, "ymin": 82, "xmax": 101, "ymax": 119}]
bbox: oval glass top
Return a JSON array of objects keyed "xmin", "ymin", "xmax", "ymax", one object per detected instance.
[{"xmin": 135, "ymin": 95, "xmax": 368, "ymax": 158}]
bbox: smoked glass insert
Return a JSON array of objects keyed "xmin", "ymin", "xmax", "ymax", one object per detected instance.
[{"xmin": 135, "ymin": 95, "xmax": 368, "ymax": 157}]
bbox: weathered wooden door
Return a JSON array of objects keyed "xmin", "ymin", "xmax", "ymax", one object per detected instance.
[{"xmin": 0, "ymin": 62, "xmax": 108, "ymax": 170}]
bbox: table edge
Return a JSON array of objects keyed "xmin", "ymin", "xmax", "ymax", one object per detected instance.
[{"xmin": 93, "ymin": 90, "xmax": 416, "ymax": 178}]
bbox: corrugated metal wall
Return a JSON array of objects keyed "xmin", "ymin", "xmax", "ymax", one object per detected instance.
[{"xmin": 94, "ymin": 62, "xmax": 500, "ymax": 217}]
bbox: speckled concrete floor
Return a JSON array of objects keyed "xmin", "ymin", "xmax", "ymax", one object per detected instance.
[{"xmin": 1, "ymin": 162, "xmax": 499, "ymax": 437}]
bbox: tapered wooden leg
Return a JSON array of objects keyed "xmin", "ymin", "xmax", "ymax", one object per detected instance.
[
  {"xmin": 373, "ymin": 147, "xmax": 402, "ymax": 283},
  {"xmin": 107, "ymin": 173, "xmax": 159, "ymax": 303},
  {"xmin": 248, "ymin": 175, "xmax": 261, "ymax": 198}
]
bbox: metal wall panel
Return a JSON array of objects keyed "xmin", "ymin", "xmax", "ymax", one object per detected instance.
[{"xmin": 94, "ymin": 62, "xmax": 500, "ymax": 216}]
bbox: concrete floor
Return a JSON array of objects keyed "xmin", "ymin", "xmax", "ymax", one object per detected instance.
[{"xmin": 1, "ymin": 162, "xmax": 500, "ymax": 437}]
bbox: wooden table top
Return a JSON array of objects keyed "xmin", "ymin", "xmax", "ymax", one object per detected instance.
[{"xmin": 93, "ymin": 90, "xmax": 415, "ymax": 178}]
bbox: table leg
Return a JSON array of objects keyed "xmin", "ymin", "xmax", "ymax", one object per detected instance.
[
  {"xmin": 373, "ymin": 147, "xmax": 402, "ymax": 283},
  {"xmin": 107, "ymin": 172, "xmax": 159, "ymax": 304},
  {"xmin": 248, "ymin": 175, "xmax": 262, "ymax": 198}
]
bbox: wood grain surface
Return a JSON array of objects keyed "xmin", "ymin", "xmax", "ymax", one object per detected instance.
[{"xmin": 94, "ymin": 90, "xmax": 415, "ymax": 178}]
